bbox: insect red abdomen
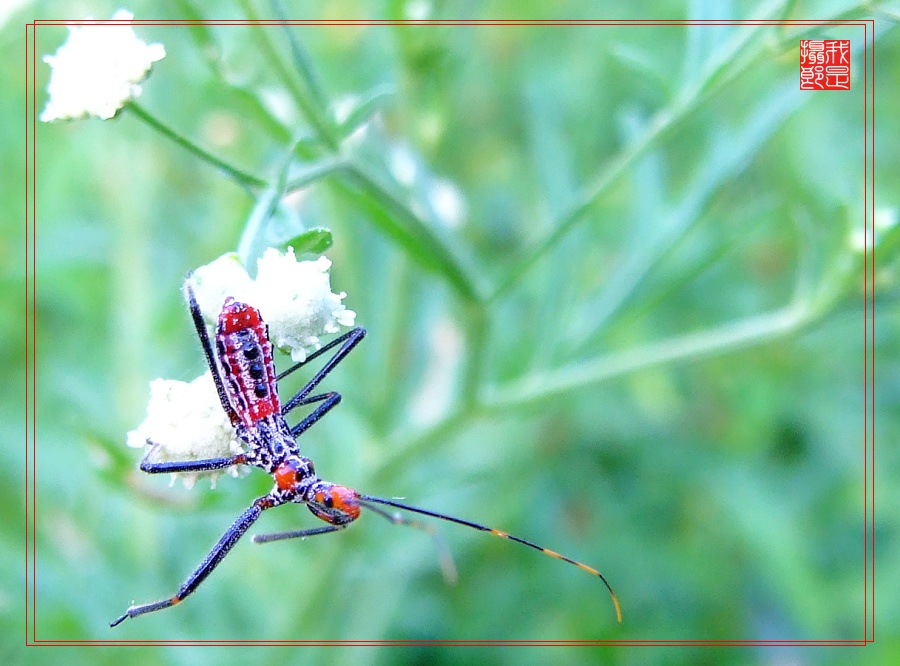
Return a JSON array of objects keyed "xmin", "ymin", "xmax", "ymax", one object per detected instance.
[{"xmin": 216, "ymin": 298, "xmax": 280, "ymax": 427}]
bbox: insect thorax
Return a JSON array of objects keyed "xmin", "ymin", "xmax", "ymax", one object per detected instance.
[{"xmin": 241, "ymin": 415, "xmax": 299, "ymax": 471}]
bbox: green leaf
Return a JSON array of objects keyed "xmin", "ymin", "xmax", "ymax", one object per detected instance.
[
  {"xmin": 281, "ymin": 227, "xmax": 334, "ymax": 256},
  {"xmin": 342, "ymin": 162, "xmax": 484, "ymax": 303},
  {"xmin": 336, "ymin": 85, "xmax": 395, "ymax": 138}
]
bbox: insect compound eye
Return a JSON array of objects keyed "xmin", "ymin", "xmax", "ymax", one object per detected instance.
[{"xmin": 313, "ymin": 489, "xmax": 335, "ymax": 509}]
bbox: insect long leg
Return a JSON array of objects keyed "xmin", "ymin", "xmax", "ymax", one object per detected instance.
[
  {"xmin": 285, "ymin": 392, "xmax": 342, "ymax": 438},
  {"xmin": 359, "ymin": 495, "xmax": 622, "ymax": 623},
  {"xmin": 251, "ymin": 504, "xmax": 459, "ymax": 584},
  {"xmin": 251, "ymin": 524, "xmax": 345, "ymax": 543},
  {"xmin": 138, "ymin": 440, "xmax": 247, "ymax": 475},
  {"xmin": 183, "ymin": 277, "xmax": 240, "ymax": 426},
  {"xmin": 278, "ymin": 327, "xmax": 366, "ymax": 410},
  {"xmin": 111, "ymin": 496, "xmax": 274, "ymax": 627}
]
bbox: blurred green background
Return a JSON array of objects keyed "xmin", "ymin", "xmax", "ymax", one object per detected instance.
[{"xmin": 8, "ymin": 0, "xmax": 900, "ymax": 663}]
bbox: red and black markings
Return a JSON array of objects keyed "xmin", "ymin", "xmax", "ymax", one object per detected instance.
[
  {"xmin": 216, "ymin": 298, "xmax": 280, "ymax": 428},
  {"xmin": 309, "ymin": 483, "xmax": 361, "ymax": 525},
  {"xmin": 273, "ymin": 458, "xmax": 313, "ymax": 491}
]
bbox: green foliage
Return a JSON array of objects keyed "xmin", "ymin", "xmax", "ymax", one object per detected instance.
[{"xmin": 12, "ymin": 0, "xmax": 899, "ymax": 663}]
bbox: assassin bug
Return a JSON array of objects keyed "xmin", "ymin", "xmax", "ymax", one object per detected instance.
[{"xmin": 111, "ymin": 277, "xmax": 621, "ymax": 627}]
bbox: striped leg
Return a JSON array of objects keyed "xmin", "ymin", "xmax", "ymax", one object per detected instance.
[
  {"xmin": 111, "ymin": 496, "xmax": 273, "ymax": 627},
  {"xmin": 183, "ymin": 278, "xmax": 240, "ymax": 426},
  {"xmin": 284, "ymin": 392, "xmax": 342, "ymax": 438},
  {"xmin": 278, "ymin": 327, "xmax": 366, "ymax": 410},
  {"xmin": 138, "ymin": 439, "xmax": 247, "ymax": 474},
  {"xmin": 251, "ymin": 524, "xmax": 346, "ymax": 543}
]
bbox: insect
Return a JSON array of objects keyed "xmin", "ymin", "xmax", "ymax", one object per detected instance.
[{"xmin": 111, "ymin": 277, "xmax": 622, "ymax": 627}]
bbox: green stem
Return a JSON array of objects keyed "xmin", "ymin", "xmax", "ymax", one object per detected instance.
[
  {"xmin": 489, "ymin": 106, "xmax": 673, "ymax": 302},
  {"xmin": 237, "ymin": 2, "xmax": 485, "ymax": 304},
  {"xmin": 380, "ymin": 302, "xmax": 814, "ymax": 475},
  {"xmin": 237, "ymin": 145, "xmax": 298, "ymax": 265},
  {"xmin": 568, "ymin": 81, "xmax": 807, "ymax": 354},
  {"xmin": 346, "ymin": 159, "xmax": 486, "ymax": 304},
  {"xmin": 488, "ymin": 4, "xmax": 789, "ymax": 302},
  {"xmin": 240, "ymin": 0, "xmax": 339, "ymax": 149},
  {"xmin": 284, "ymin": 156, "xmax": 349, "ymax": 193},
  {"xmin": 484, "ymin": 304, "xmax": 810, "ymax": 412},
  {"xmin": 270, "ymin": 0, "xmax": 332, "ymax": 116},
  {"xmin": 125, "ymin": 102, "xmax": 268, "ymax": 190}
]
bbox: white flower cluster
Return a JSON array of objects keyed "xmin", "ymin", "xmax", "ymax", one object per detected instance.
[
  {"xmin": 128, "ymin": 248, "xmax": 356, "ymax": 487},
  {"xmin": 191, "ymin": 248, "xmax": 356, "ymax": 362},
  {"xmin": 41, "ymin": 9, "xmax": 165, "ymax": 122},
  {"xmin": 126, "ymin": 373, "xmax": 244, "ymax": 489}
]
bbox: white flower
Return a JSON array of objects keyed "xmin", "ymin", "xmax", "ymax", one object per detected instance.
[
  {"xmin": 127, "ymin": 373, "xmax": 244, "ymax": 489},
  {"xmin": 253, "ymin": 248, "xmax": 356, "ymax": 362},
  {"xmin": 189, "ymin": 252, "xmax": 256, "ymax": 326},
  {"xmin": 40, "ymin": 9, "xmax": 165, "ymax": 122},
  {"xmin": 189, "ymin": 248, "xmax": 356, "ymax": 362}
]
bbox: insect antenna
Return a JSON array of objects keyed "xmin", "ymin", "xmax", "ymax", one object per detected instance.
[
  {"xmin": 358, "ymin": 495, "xmax": 622, "ymax": 623},
  {"xmin": 362, "ymin": 502, "xmax": 458, "ymax": 584}
]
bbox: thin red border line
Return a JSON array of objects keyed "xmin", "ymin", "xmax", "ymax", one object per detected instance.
[
  {"xmin": 861, "ymin": 24, "xmax": 867, "ymax": 644},
  {"xmin": 26, "ymin": 639, "xmax": 871, "ymax": 647},
  {"xmin": 34, "ymin": 18, "xmax": 868, "ymax": 22},
  {"xmin": 861, "ymin": 18, "xmax": 874, "ymax": 645},
  {"xmin": 31, "ymin": 18, "xmax": 37, "ymax": 646},
  {"xmin": 31, "ymin": 639, "xmax": 868, "ymax": 647},
  {"xmin": 26, "ymin": 16, "xmax": 875, "ymax": 649},
  {"xmin": 29, "ymin": 19, "xmax": 37, "ymax": 647},
  {"xmin": 869, "ymin": 19, "xmax": 875, "ymax": 641},
  {"xmin": 866, "ymin": 18, "xmax": 873, "ymax": 643},
  {"xmin": 34, "ymin": 20, "xmax": 870, "ymax": 26},
  {"xmin": 869, "ymin": 16, "xmax": 874, "ymax": 642},
  {"xmin": 24, "ymin": 19, "xmax": 31, "ymax": 648},
  {"xmin": 864, "ymin": 20, "xmax": 868, "ymax": 643},
  {"xmin": 32, "ymin": 638, "xmax": 872, "ymax": 644},
  {"xmin": 25, "ymin": 15, "xmax": 875, "ymax": 650},
  {"xmin": 30, "ymin": 639, "xmax": 872, "ymax": 646},
  {"xmin": 35, "ymin": 20, "xmax": 871, "ymax": 22},
  {"xmin": 868, "ymin": 16, "xmax": 875, "ymax": 645},
  {"xmin": 27, "ymin": 18, "xmax": 874, "ymax": 646}
]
